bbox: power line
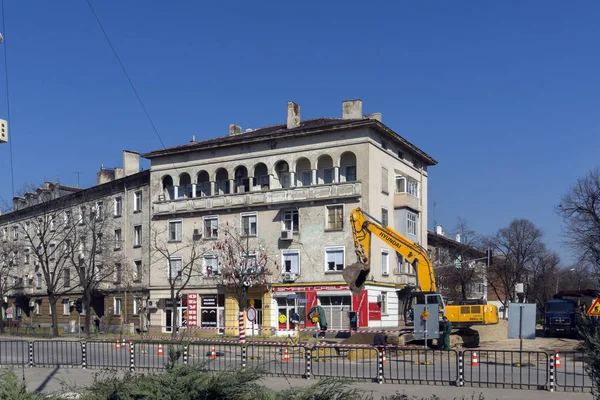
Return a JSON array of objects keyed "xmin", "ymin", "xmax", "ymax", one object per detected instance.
[
  {"xmin": 1, "ymin": 0, "xmax": 15, "ymax": 198},
  {"xmin": 84, "ymin": 0, "xmax": 167, "ymax": 150}
]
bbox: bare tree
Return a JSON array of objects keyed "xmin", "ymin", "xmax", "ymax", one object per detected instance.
[
  {"xmin": 67, "ymin": 200, "xmax": 119, "ymax": 338},
  {"xmin": 18, "ymin": 191, "xmax": 79, "ymax": 337},
  {"xmin": 214, "ymin": 223, "xmax": 274, "ymax": 343},
  {"xmin": 433, "ymin": 218, "xmax": 485, "ymax": 302},
  {"xmin": 558, "ymin": 168, "xmax": 600, "ymax": 272},
  {"xmin": 486, "ymin": 219, "xmax": 546, "ymax": 317},
  {"xmin": 526, "ymin": 250, "xmax": 560, "ymax": 314},
  {"xmin": 151, "ymin": 223, "xmax": 206, "ymax": 339},
  {"xmin": 0, "ymin": 239, "xmax": 19, "ymax": 333}
]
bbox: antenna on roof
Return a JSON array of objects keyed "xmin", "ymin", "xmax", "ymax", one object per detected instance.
[
  {"xmin": 73, "ymin": 172, "xmax": 81, "ymax": 188},
  {"xmin": 191, "ymin": 135, "xmax": 196, "ymax": 142}
]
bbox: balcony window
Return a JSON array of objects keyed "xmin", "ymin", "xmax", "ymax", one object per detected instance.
[
  {"xmin": 299, "ymin": 170, "xmax": 312, "ymax": 186},
  {"xmin": 324, "ymin": 169, "xmax": 334, "ymax": 184},
  {"xmin": 396, "ymin": 176, "xmax": 419, "ymax": 198},
  {"xmin": 325, "ymin": 247, "xmax": 344, "ymax": 272},
  {"xmin": 345, "ymin": 166, "xmax": 357, "ymax": 182},
  {"xmin": 407, "ymin": 212, "xmax": 417, "ymax": 236}
]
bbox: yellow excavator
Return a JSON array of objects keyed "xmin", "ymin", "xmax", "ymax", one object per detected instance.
[{"xmin": 343, "ymin": 207, "xmax": 498, "ymax": 347}]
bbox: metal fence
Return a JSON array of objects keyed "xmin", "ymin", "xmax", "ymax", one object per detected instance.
[{"xmin": 0, "ymin": 339, "xmax": 596, "ymax": 392}]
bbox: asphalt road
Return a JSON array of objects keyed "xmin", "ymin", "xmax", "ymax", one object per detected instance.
[{"xmin": 0, "ymin": 339, "xmax": 594, "ymax": 392}]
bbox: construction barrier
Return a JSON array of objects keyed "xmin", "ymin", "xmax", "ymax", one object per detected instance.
[
  {"xmin": 246, "ymin": 343, "xmax": 306, "ymax": 378},
  {"xmin": 86, "ymin": 340, "xmax": 131, "ymax": 369},
  {"xmin": 553, "ymin": 351, "xmax": 595, "ymax": 392},
  {"xmin": 383, "ymin": 348, "xmax": 459, "ymax": 385},
  {"xmin": 310, "ymin": 344, "xmax": 379, "ymax": 382},
  {"xmin": 0, "ymin": 340, "xmax": 29, "ymax": 366},
  {"xmin": 32, "ymin": 340, "xmax": 83, "ymax": 367}
]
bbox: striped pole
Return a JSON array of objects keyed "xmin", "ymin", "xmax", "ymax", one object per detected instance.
[
  {"xmin": 239, "ymin": 311, "xmax": 246, "ymax": 343},
  {"xmin": 458, "ymin": 353, "xmax": 464, "ymax": 386},
  {"xmin": 378, "ymin": 348, "xmax": 383, "ymax": 384},
  {"xmin": 130, "ymin": 342, "xmax": 135, "ymax": 372},
  {"xmin": 305, "ymin": 349, "xmax": 311, "ymax": 380},
  {"xmin": 82, "ymin": 342, "xmax": 87, "ymax": 369},
  {"xmin": 183, "ymin": 344, "xmax": 188, "ymax": 366},
  {"xmin": 549, "ymin": 353, "xmax": 555, "ymax": 392},
  {"xmin": 29, "ymin": 342, "xmax": 33, "ymax": 368},
  {"xmin": 241, "ymin": 346, "xmax": 246, "ymax": 369}
]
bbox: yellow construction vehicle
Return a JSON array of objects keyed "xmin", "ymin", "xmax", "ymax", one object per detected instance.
[{"xmin": 343, "ymin": 207, "xmax": 498, "ymax": 347}]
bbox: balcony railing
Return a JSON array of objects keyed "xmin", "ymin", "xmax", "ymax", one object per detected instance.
[
  {"xmin": 154, "ymin": 181, "xmax": 362, "ymax": 215},
  {"xmin": 393, "ymin": 192, "xmax": 421, "ymax": 211}
]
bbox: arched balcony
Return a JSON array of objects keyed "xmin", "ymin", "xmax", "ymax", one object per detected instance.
[
  {"xmin": 234, "ymin": 166, "xmax": 250, "ymax": 193},
  {"xmin": 295, "ymin": 157, "xmax": 312, "ymax": 186},
  {"xmin": 215, "ymin": 168, "xmax": 230, "ymax": 195},
  {"xmin": 162, "ymin": 175, "xmax": 174, "ymax": 200},
  {"xmin": 254, "ymin": 163, "xmax": 269, "ymax": 190},
  {"xmin": 274, "ymin": 160, "xmax": 291, "ymax": 189},
  {"xmin": 197, "ymin": 170, "xmax": 211, "ymax": 197},
  {"xmin": 317, "ymin": 155, "xmax": 334, "ymax": 184},
  {"xmin": 339, "ymin": 152, "xmax": 357, "ymax": 182},
  {"xmin": 179, "ymin": 173, "xmax": 192, "ymax": 199}
]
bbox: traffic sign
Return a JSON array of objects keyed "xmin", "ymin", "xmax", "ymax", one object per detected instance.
[
  {"xmin": 588, "ymin": 298, "xmax": 600, "ymax": 316},
  {"xmin": 247, "ymin": 307, "xmax": 256, "ymax": 322},
  {"xmin": 5, "ymin": 308, "xmax": 13, "ymax": 319}
]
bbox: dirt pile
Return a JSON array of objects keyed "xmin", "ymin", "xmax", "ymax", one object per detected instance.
[
  {"xmin": 340, "ymin": 332, "xmax": 377, "ymax": 346},
  {"xmin": 473, "ymin": 319, "xmax": 509, "ymax": 343}
]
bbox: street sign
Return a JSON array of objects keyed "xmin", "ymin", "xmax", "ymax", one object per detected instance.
[
  {"xmin": 413, "ymin": 304, "xmax": 439, "ymax": 340},
  {"xmin": 588, "ymin": 298, "xmax": 600, "ymax": 316},
  {"xmin": 286, "ymin": 294, "xmax": 298, "ymax": 299},
  {"xmin": 508, "ymin": 303, "xmax": 536, "ymax": 340},
  {"xmin": 298, "ymin": 299, "xmax": 309, "ymax": 304},
  {"xmin": 247, "ymin": 307, "xmax": 256, "ymax": 322},
  {"xmin": 5, "ymin": 308, "xmax": 12, "ymax": 319}
]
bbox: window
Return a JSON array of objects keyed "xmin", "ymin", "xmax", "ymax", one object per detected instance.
[
  {"xmin": 282, "ymin": 250, "xmax": 300, "ymax": 274},
  {"xmin": 203, "ymin": 216, "xmax": 218, "ymax": 239},
  {"xmin": 49, "ymin": 243, "xmax": 56, "ymax": 260},
  {"xmin": 397, "ymin": 150, "xmax": 404, "ymax": 159},
  {"xmin": 407, "ymin": 212, "xmax": 417, "ymax": 236},
  {"xmin": 241, "ymin": 213, "xmax": 257, "ymax": 236},
  {"xmin": 381, "ymin": 208, "xmax": 389, "ymax": 227},
  {"xmin": 345, "ymin": 166, "xmax": 357, "ymax": 182},
  {"xmin": 169, "ymin": 220, "xmax": 183, "ymax": 242},
  {"xmin": 204, "ymin": 255, "xmax": 219, "ymax": 276},
  {"xmin": 64, "ymin": 210, "xmax": 72, "ymax": 225},
  {"xmin": 114, "ymin": 297, "xmax": 122, "ymax": 316},
  {"xmin": 326, "ymin": 205, "xmax": 343, "ymax": 230},
  {"xmin": 380, "ymin": 292, "xmax": 388, "ymax": 314},
  {"xmin": 325, "ymin": 247, "xmax": 344, "ymax": 272},
  {"xmin": 94, "ymin": 201, "xmax": 103, "ymax": 220},
  {"xmin": 114, "ymin": 229, "xmax": 122, "ymax": 249},
  {"xmin": 324, "ymin": 169, "xmax": 334, "ymax": 184},
  {"xmin": 35, "ymin": 300, "xmax": 41, "ymax": 315},
  {"xmin": 381, "ymin": 250, "xmax": 389, "ymax": 275},
  {"xmin": 300, "ymin": 170, "xmax": 312, "ymax": 186},
  {"xmin": 381, "ymin": 167, "xmax": 389, "ymax": 194},
  {"xmin": 114, "ymin": 197, "xmax": 122, "ymax": 217},
  {"xmin": 133, "ymin": 296, "xmax": 142, "ymax": 315},
  {"xmin": 79, "ymin": 206, "xmax": 86, "ymax": 225},
  {"xmin": 134, "ymin": 191, "xmax": 143, "ymax": 212},
  {"xmin": 64, "ymin": 268, "xmax": 71, "ymax": 287},
  {"xmin": 243, "ymin": 253, "xmax": 257, "ymax": 273},
  {"xmin": 396, "ymin": 253, "xmax": 404, "ymax": 274},
  {"xmin": 282, "ymin": 210, "xmax": 299, "ymax": 232},
  {"xmin": 63, "ymin": 299, "xmax": 70, "ymax": 316},
  {"xmin": 12, "ymin": 226, "xmax": 18, "ymax": 240},
  {"xmin": 134, "ymin": 225, "xmax": 142, "ymax": 247},
  {"xmin": 2, "ymin": 227, "xmax": 6, "ymax": 241},
  {"xmin": 395, "ymin": 176, "xmax": 406, "ymax": 193},
  {"xmin": 133, "ymin": 260, "xmax": 142, "ymax": 282},
  {"xmin": 114, "ymin": 263, "xmax": 122, "ymax": 283},
  {"xmin": 395, "ymin": 176, "xmax": 419, "ymax": 198},
  {"xmin": 36, "ymin": 273, "xmax": 42, "ymax": 289},
  {"xmin": 169, "ymin": 257, "xmax": 182, "ymax": 280},
  {"xmin": 24, "ymin": 247, "xmax": 30, "ymax": 264},
  {"xmin": 50, "ymin": 216, "xmax": 56, "ymax": 232}
]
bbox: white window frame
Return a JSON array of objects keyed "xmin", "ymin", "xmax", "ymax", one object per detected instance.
[
  {"xmin": 134, "ymin": 191, "xmax": 143, "ymax": 212},
  {"xmin": 380, "ymin": 292, "xmax": 388, "ymax": 315},
  {"xmin": 63, "ymin": 299, "xmax": 70, "ymax": 316},
  {"xmin": 282, "ymin": 209, "xmax": 299, "ymax": 232},
  {"xmin": 203, "ymin": 255, "xmax": 219, "ymax": 276},
  {"xmin": 114, "ymin": 196, "xmax": 123, "ymax": 217},
  {"xmin": 324, "ymin": 246, "xmax": 345, "ymax": 272},
  {"xmin": 381, "ymin": 207, "xmax": 389, "ymax": 227},
  {"xmin": 407, "ymin": 179, "xmax": 419, "ymax": 198},
  {"xmin": 133, "ymin": 260, "xmax": 142, "ymax": 281},
  {"xmin": 133, "ymin": 296, "xmax": 142, "ymax": 315},
  {"xmin": 381, "ymin": 249, "xmax": 389, "ymax": 276},
  {"xmin": 94, "ymin": 201, "xmax": 103, "ymax": 221},
  {"xmin": 395, "ymin": 176, "xmax": 406, "ymax": 194},
  {"xmin": 64, "ymin": 210, "xmax": 72, "ymax": 225},
  {"xmin": 114, "ymin": 229, "xmax": 122, "ymax": 250},
  {"xmin": 168, "ymin": 219, "xmax": 183, "ymax": 242},
  {"xmin": 134, "ymin": 225, "xmax": 142, "ymax": 247},
  {"xmin": 35, "ymin": 300, "xmax": 41, "ymax": 315},
  {"xmin": 282, "ymin": 250, "xmax": 300, "ymax": 275},
  {"xmin": 203, "ymin": 216, "xmax": 219, "ymax": 239},
  {"xmin": 241, "ymin": 212, "xmax": 258, "ymax": 237},
  {"xmin": 325, "ymin": 204, "xmax": 344, "ymax": 230},
  {"xmin": 407, "ymin": 212, "xmax": 417, "ymax": 236},
  {"xmin": 79, "ymin": 206, "xmax": 86, "ymax": 225},
  {"xmin": 169, "ymin": 257, "xmax": 183, "ymax": 281},
  {"xmin": 114, "ymin": 297, "xmax": 122, "ymax": 316}
]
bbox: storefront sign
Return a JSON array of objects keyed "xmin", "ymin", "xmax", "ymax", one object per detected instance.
[
  {"xmin": 286, "ymin": 294, "xmax": 298, "ymax": 299},
  {"xmin": 201, "ymin": 295, "xmax": 218, "ymax": 307},
  {"xmin": 274, "ymin": 285, "xmax": 348, "ymax": 292},
  {"xmin": 187, "ymin": 294, "xmax": 198, "ymax": 327}
]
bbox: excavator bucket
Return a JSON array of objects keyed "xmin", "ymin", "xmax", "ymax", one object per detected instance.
[{"xmin": 343, "ymin": 261, "xmax": 371, "ymax": 295}]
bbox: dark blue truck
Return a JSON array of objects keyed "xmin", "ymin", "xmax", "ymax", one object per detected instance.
[{"xmin": 544, "ymin": 298, "xmax": 577, "ymax": 337}]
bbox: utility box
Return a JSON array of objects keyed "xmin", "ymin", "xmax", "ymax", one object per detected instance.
[{"xmin": 413, "ymin": 304, "xmax": 440, "ymax": 340}]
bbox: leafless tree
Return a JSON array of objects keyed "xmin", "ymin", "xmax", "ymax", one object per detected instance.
[
  {"xmin": 17, "ymin": 189, "xmax": 79, "ymax": 337},
  {"xmin": 214, "ymin": 223, "xmax": 275, "ymax": 343},
  {"xmin": 557, "ymin": 168, "xmax": 600, "ymax": 272},
  {"xmin": 433, "ymin": 218, "xmax": 485, "ymax": 302},
  {"xmin": 526, "ymin": 250, "xmax": 561, "ymax": 314},
  {"xmin": 66, "ymin": 200, "xmax": 120, "ymax": 338},
  {"xmin": 486, "ymin": 219, "xmax": 546, "ymax": 317},
  {"xmin": 0, "ymin": 239, "xmax": 20, "ymax": 333},
  {"xmin": 151, "ymin": 223, "xmax": 207, "ymax": 340}
]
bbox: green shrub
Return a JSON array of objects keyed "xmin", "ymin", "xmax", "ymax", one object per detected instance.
[{"xmin": 0, "ymin": 369, "xmax": 51, "ymax": 400}]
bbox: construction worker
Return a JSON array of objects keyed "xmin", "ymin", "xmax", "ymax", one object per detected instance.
[{"xmin": 440, "ymin": 316, "xmax": 452, "ymax": 350}]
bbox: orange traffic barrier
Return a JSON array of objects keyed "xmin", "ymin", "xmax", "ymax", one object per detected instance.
[
  {"xmin": 129, "ymin": 341, "xmax": 133, "ymax": 353},
  {"xmin": 555, "ymin": 350, "xmax": 562, "ymax": 369},
  {"xmin": 283, "ymin": 347, "xmax": 290, "ymax": 362},
  {"xmin": 210, "ymin": 344, "xmax": 217, "ymax": 359},
  {"xmin": 382, "ymin": 349, "xmax": 388, "ymax": 365},
  {"xmin": 471, "ymin": 351, "xmax": 479, "ymax": 367},
  {"xmin": 116, "ymin": 340, "xmax": 121, "ymax": 350},
  {"xmin": 158, "ymin": 344, "xmax": 163, "ymax": 356}
]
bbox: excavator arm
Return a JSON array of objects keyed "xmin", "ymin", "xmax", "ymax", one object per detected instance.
[{"xmin": 343, "ymin": 207, "xmax": 436, "ymax": 295}]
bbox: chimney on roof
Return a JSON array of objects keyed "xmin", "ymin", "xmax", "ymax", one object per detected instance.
[
  {"xmin": 287, "ymin": 101, "xmax": 300, "ymax": 129},
  {"xmin": 365, "ymin": 112, "xmax": 382, "ymax": 122},
  {"xmin": 455, "ymin": 233, "xmax": 461, "ymax": 243},
  {"xmin": 123, "ymin": 150, "xmax": 140, "ymax": 177},
  {"xmin": 435, "ymin": 224, "xmax": 443, "ymax": 235},
  {"xmin": 342, "ymin": 99, "xmax": 362, "ymax": 119},
  {"xmin": 229, "ymin": 124, "xmax": 242, "ymax": 136}
]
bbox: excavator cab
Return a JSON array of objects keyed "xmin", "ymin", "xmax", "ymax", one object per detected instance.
[{"xmin": 401, "ymin": 292, "xmax": 445, "ymax": 326}]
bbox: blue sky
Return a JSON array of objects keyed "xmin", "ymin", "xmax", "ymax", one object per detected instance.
[{"xmin": 0, "ymin": 1, "xmax": 598, "ymax": 264}]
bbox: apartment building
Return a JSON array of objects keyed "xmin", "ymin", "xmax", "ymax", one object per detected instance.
[
  {"xmin": 0, "ymin": 151, "xmax": 149, "ymax": 333},
  {"xmin": 143, "ymin": 99, "xmax": 437, "ymax": 333}
]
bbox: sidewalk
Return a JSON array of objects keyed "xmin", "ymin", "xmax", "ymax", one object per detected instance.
[{"xmin": 12, "ymin": 367, "xmax": 593, "ymax": 399}]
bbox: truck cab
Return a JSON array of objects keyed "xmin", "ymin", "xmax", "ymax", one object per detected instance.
[{"xmin": 544, "ymin": 299, "xmax": 576, "ymax": 337}]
